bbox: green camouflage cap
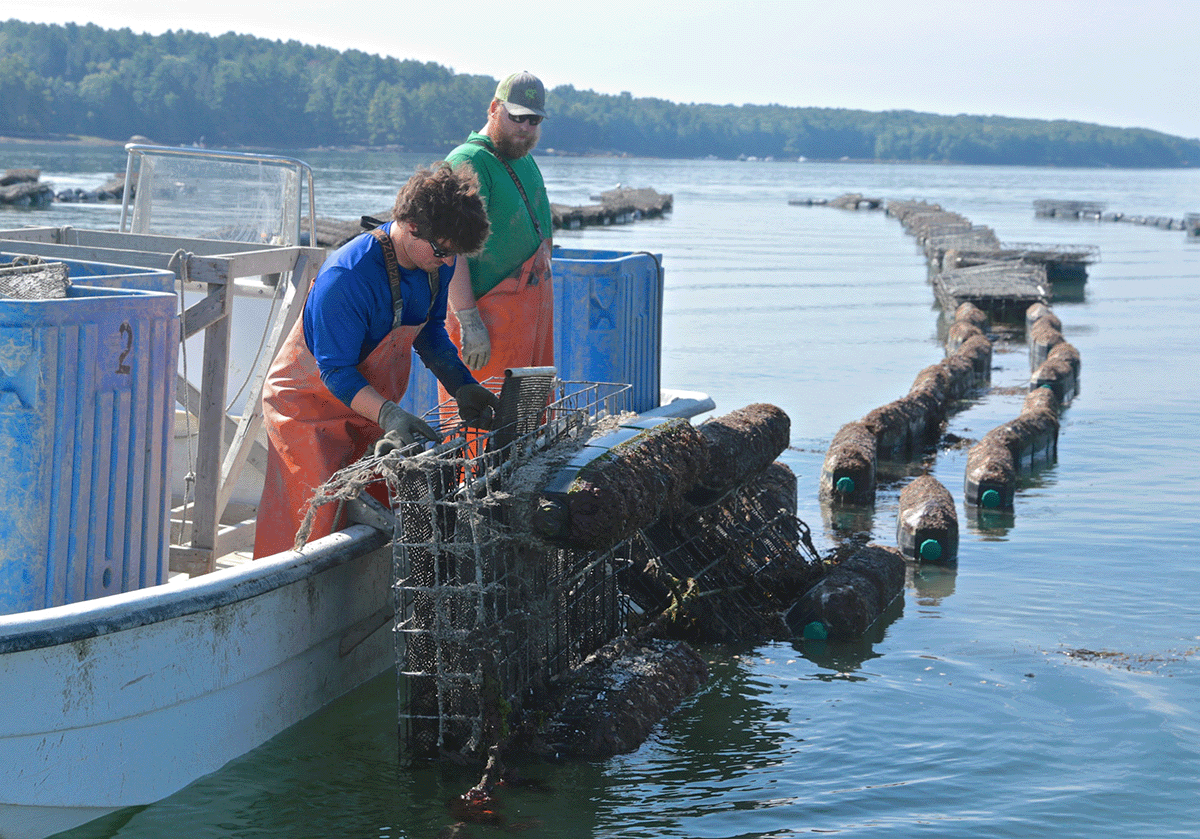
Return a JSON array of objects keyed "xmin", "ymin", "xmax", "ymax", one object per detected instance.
[{"xmin": 495, "ymin": 71, "xmax": 547, "ymax": 118}]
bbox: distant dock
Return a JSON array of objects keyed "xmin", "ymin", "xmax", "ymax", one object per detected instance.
[
  {"xmin": 1034, "ymin": 199, "xmax": 1107, "ymax": 219},
  {"xmin": 551, "ymin": 186, "xmax": 673, "ymax": 230},
  {"xmin": 311, "ymin": 186, "xmax": 673, "ymax": 248}
]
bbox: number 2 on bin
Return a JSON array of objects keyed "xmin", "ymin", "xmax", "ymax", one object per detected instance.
[{"xmin": 116, "ymin": 322, "xmax": 132, "ymax": 375}]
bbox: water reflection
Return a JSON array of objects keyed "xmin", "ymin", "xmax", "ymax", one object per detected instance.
[
  {"xmin": 875, "ymin": 459, "xmax": 932, "ymax": 483},
  {"xmin": 792, "ymin": 597, "xmax": 902, "ymax": 676},
  {"xmin": 965, "ymin": 503, "xmax": 1016, "ymax": 538},
  {"xmin": 908, "ymin": 560, "xmax": 958, "ymax": 603},
  {"xmin": 819, "ymin": 499, "xmax": 875, "ymax": 543}
]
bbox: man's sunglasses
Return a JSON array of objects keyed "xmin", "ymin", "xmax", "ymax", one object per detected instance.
[
  {"xmin": 505, "ymin": 109, "xmax": 543, "ymax": 126},
  {"xmin": 426, "ymin": 238, "xmax": 451, "ymax": 260}
]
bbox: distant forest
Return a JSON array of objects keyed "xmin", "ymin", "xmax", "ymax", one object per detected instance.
[{"xmin": 2, "ymin": 19, "xmax": 1198, "ymax": 168}]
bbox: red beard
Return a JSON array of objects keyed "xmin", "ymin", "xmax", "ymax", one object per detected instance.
[{"xmin": 494, "ymin": 131, "xmax": 538, "ymax": 160}]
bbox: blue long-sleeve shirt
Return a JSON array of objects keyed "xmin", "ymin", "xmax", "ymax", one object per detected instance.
[{"xmin": 302, "ymin": 223, "xmax": 474, "ymax": 406}]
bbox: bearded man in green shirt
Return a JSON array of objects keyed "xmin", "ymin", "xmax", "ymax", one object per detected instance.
[{"xmin": 443, "ymin": 71, "xmax": 554, "ymax": 387}]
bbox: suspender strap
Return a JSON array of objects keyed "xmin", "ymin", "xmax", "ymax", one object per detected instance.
[
  {"xmin": 368, "ymin": 225, "xmax": 439, "ymax": 328},
  {"xmin": 468, "ymin": 138, "xmax": 545, "ymax": 239},
  {"xmin": 368, "ymin": 226, "xmax": 406, "ymax": 329}
]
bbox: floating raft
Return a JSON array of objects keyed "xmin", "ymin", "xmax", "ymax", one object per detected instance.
[
  {"xmin": 820, "ymin": 198, "xmax": 1081, "ymax": 533},
  {"xmin": 552, "ymin": 186, "xmax": 673, "ymax": 230},
  {"xmin": 1034, "ymin": 199, "xmax": 1106, "ymax": 219},
  {"xmin": 884, "ymin": 198, "xmax": 1099, "ymax": 301},
  {"xmin": 1036, "ymin": 198, "xmax": 1196, "ymax": 232},
  {"xmin": 788, "ymin": 193, "xmax": 882, "ymax": 210},
  {"xmin": 310, "ymin": 215, "xmax": 384, "ymax": 248},
  {"xmin": 948, "ymin": 242, "xmax": 1099, "ymax": 287},
  {"xmin": 924, "ymin": 228, "xmax": 1001, "ymax": 265},
  {"xmin": 310, "ymin": 186, "xmax": 674, "ymax": 247},
  {"xmin": 932, "ymin": 262, "xmax": 1049, "ymax": 323},
  {"xmin": 0, "ymin": 170, "xmax": 54, "ymax": 207},
  {"xmin": 827, "ymin": 192, "xmax": 884, "ymax": 210}
]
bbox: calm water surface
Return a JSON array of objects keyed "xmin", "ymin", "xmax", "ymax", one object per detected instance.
[{"xmin": 3, "ymin": 143, "xmax": 1199, "ymax": 838}]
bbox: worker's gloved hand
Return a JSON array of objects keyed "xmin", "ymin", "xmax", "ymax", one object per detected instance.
[
  {"xmin": 455, "ymin": 383, "xmax": 499, "ymax": 429},
  {"xmin": 454, "ymin": 307, "xmax": 491, "ymax": 370},
  {"xmin": 373, "ymin": 400, "xmax": 440, "ymax": 457}
]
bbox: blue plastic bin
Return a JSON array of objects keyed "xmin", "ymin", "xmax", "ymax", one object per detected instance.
[
  {"xmin": 553, "ymin": 248, "xmax": 662, "ymax": 413},
  {"xmin": 0, "ymin": 252, "xmax": 177, "ymax": 293},
  {"xmin": 398, "ymin": 248, "xmax": 663, "ymax": 419},
  {"xmin": 0, "ymin": 285, "xmax": 179, "ymax": 615},
  {"xmin": 399, "ymin": 356, "xmax": 443, "ymax": 422}
]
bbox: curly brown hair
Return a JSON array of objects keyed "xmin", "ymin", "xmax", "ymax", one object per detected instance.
[{"xmin": 390, "ymin": 162, "xmax": 490, "ymax": 256}]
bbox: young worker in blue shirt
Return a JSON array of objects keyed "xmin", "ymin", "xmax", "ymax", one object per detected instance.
[{"xmin": 253, "ymin": 163, "xmax": 498, "ymax": 557}]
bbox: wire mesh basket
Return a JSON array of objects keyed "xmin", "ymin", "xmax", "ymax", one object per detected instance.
[
  {"xmin": 391, "ymin": 376, "xmax": 634, "ymax": 760},
  {"xmin": 0, "ymin": 258, "xmax": 70, "ymax": 300},
  {"xmin": 627, "ymin": 482, "xmax": 822, "ymax": 643}
]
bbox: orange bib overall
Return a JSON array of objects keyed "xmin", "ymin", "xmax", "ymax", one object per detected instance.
[
  {"xmin": 253, "ymin": 229, "xmax": 428, "ymax": 558},
  {"xmin": 444, "ymin": 238, "xmax": 553, "ymax": 391}
]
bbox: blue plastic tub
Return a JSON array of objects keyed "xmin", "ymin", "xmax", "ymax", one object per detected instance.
[
  {"xmin": 400, "ymin": 248, "xmax": 664, "ymax": 419},
  {"xmin": 400, "ymin": 357, "xmax": 443, "ymax": 422},
  {"xmin": 0, "ymin": 285, "xmax": 179, "ymax": 615},
  {"xmin": 0, "ymin": 252, "xmax": 177, "ymax": 293},
  {"xmin": 553, "ymin": 248, "xmax": 662, "ymax": 413}
]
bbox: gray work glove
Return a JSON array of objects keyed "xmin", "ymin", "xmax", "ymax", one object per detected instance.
[
  {"xmin": 454, "ymin": 307, "xmax": 491, "ymax": 370},
  {"xmin": 373, "ymin": 400, "xmax": 441, "ymax": 457},
  {"xmin": 454, "ymin": 383, "xmax": 499, "ymax": 429}
]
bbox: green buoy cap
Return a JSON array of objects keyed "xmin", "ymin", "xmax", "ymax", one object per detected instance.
[
  {"xmin": 919, "ymin": 539, "xmax": 943, "ymax": 561},
  {"xmin": 803, "ymin": 620, "xmax": 828, "ymax": 640},
  {"xmin": 980, "ymin": 488, "xmax": 1001, "ymax": 508},
  {"xmin": 835, "ymin": 476, "xmax": 855, "ymax": 494}
]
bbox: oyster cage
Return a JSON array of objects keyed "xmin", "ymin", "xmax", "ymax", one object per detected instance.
[
  {"xmin": 628, "ymin": 483, "xmax": 822, "ymax": 644},
  {"xmin": 391, "ymin": 377, "xmax": 633, "ymax": 761}
]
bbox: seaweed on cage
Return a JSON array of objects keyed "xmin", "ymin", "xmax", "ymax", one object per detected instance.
[{"xmin": 626, "ymin": 485, "xmax": 823, "ymax": 643}]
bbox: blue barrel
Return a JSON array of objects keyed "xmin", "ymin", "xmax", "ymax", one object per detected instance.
[
  {"xmin": 400, "ymin": 248, "xmax": 664, "ymax": 421},
  {"xmin": 553, "ymin": 248, "xmax": 662, "ymax": 413},
  {"xmin": 1, "ymin": 253, "xmax": 177, "ymax": 293},
  {"xmin": 399, "ymin": 358, "xmax": 442, "ymax": 422},
  {"xmin": 0, "ymin": 285, "xmax": 179, "ymax": 615}
]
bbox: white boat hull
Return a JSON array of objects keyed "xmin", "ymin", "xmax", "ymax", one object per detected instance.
[{"xmin": 0, "ymin": 525, "xmax": 393, "ymax": 837}]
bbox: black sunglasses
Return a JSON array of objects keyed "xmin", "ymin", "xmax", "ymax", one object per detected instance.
[
  {"xmin": 505, "ymin": 109, "xmax": 543, "ymax": 126},
  {"xmin": 425, "ymin": 238, "xmax": 451, "ymax": 260}
]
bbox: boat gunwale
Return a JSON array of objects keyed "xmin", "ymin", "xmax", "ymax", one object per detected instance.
[{"xmin": 0, "ymin": 524, "xmax": 388, "ymax": 655}]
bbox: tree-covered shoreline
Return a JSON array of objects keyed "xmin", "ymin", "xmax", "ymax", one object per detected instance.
[{"xmin": 2, "ymin": 19, "xmax": 1197, "ymax": 168}]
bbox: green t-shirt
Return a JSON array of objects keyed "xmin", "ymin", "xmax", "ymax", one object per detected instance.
[{"xmin": 446, "ymin": 132, "xmax": 552, "ymax": 298}]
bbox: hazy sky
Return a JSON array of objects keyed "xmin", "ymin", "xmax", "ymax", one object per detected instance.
[{"xmin": 7, "ymin": 0, "xmax": 1198, "ymax": 141}]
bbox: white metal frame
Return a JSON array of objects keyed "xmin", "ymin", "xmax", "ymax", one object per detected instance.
[{"xmin": 0, "ymin": 224, "xmax": 323, "ymax": 574}]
